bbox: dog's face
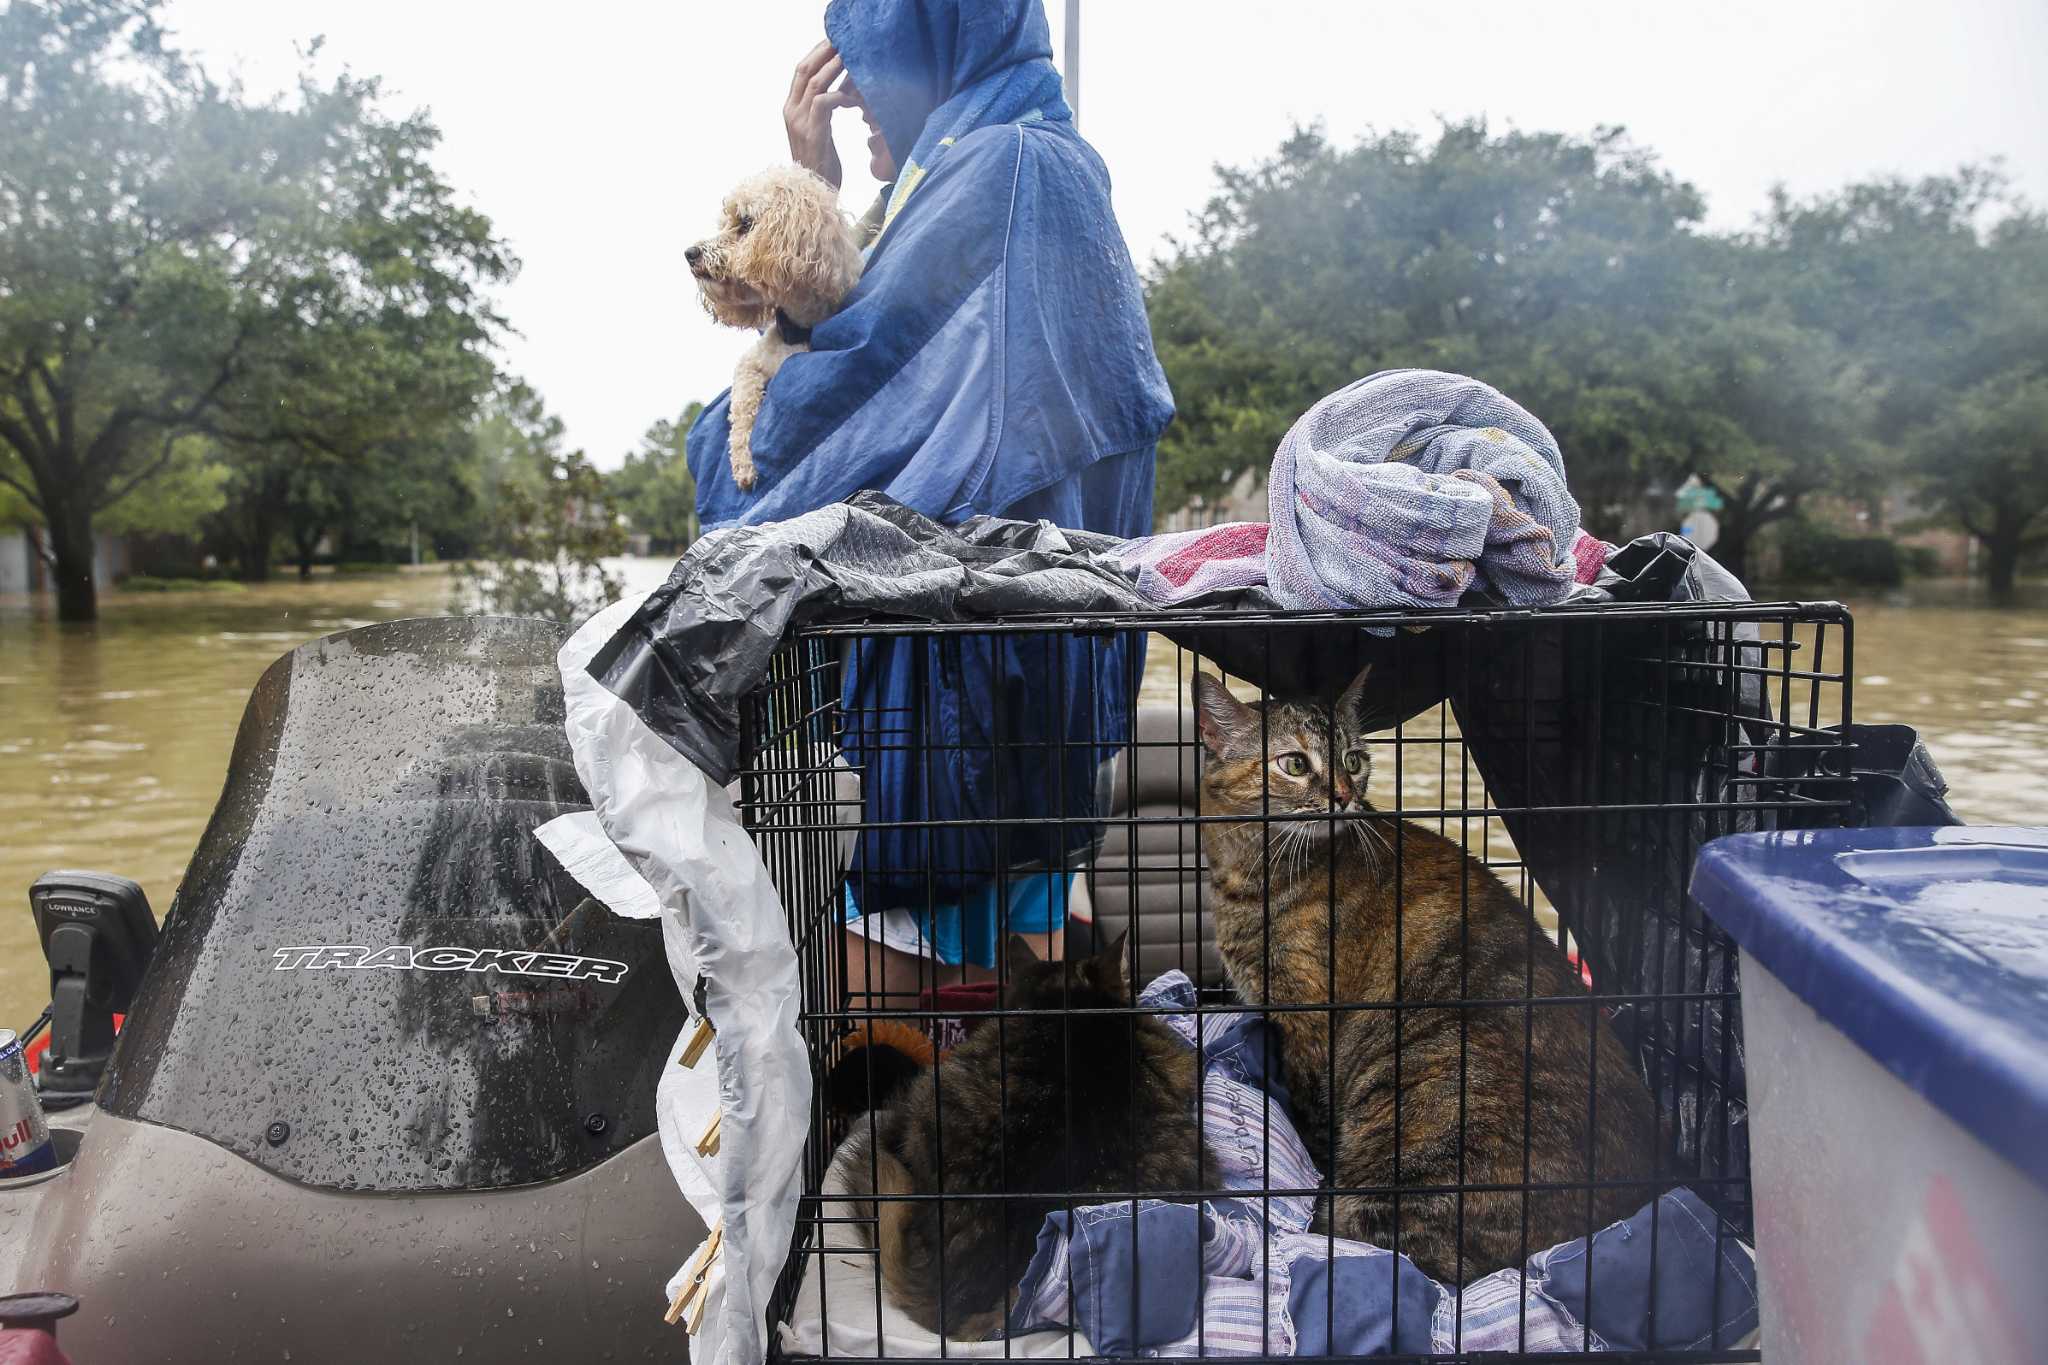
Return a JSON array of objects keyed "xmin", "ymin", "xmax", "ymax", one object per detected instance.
[{"xmin": 685, "ymin": 166, "xmax": 863, "ymax": 331}]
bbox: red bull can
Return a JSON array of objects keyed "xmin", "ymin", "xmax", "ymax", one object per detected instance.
[{"xmin": 0, "ymin": 1029, "xmax": 57, "ymax": 1178}]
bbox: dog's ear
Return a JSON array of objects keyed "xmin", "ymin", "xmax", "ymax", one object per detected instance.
[{"xmin": 739, "ymin": 166, "xmax": 863, "ymax": 327}]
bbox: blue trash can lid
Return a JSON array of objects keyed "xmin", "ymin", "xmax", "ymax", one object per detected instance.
[{"xmin": 1692, "ymin": 827, "xmax": 2048, "ymax": 1191}]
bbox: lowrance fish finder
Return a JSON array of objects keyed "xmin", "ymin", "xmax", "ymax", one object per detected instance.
[{"xmin": 30, "ymin": 871, "xmax": 158, "ymax": 1107}]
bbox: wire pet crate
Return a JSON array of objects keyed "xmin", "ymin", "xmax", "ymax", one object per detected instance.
[{"xmin": 736, "ymin": 602, "xmax": 1855, "ymax": 1363}]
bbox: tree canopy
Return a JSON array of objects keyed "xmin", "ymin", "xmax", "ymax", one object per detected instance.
[
  {"xmin": 0, "ymin": 0, "xmax": 510, "ymax": 616},
  {"xmin": 1147, "ymin": 121, "xmax": 2047, "ymax": 586},
  {"xmin": 1750, "ymin": 171, "xmax": 2048, "ymax": 593},
  {"xmin": 454, "ymin": 381, "xmax": 625, "ymax": 625},
  {"xmin": 1147, "ymin": 123, "xmax": 1714, "ymax": 533},
  {"xmin": 611, "ymin": 404, "xmax": 704, "ymax": 556}
]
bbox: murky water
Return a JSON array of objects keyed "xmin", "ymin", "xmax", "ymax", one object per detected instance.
[{"xmin": 2, "ymin": 571, "xmax": 2042, "ymax": 1027}]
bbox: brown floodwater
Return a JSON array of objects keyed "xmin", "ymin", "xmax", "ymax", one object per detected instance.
[{"xmin": 2, "ymin": 570, "xmax": 2043, "ymax": 1027}]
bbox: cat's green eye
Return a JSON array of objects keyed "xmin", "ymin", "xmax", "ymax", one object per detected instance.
[
  {"xmin": 1275, "ymin": 753, "xmax": 1310, "ymax": 778},
  {"xmin": 1344, "ymin": 751, "xmax": 1366, "ymax": 775}
]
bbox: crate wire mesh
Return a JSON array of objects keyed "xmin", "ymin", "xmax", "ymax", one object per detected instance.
[{"xmin": 734, "ymin": 602, "xmax": 1855, "ymax": 1364}]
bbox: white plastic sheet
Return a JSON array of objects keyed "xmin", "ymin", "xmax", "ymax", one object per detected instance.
[
  {"xmin": 557, "ymin": 593, "xmax": 813, "ymax": 1365},
  {"xmin": 531, "ymin": 811, "xmax": 663, "ymax": 920}
]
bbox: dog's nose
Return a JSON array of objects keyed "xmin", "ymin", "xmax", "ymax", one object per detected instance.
[{"xmin": 684, "ymin": 244, "xmax": 704, "ymax": 269}]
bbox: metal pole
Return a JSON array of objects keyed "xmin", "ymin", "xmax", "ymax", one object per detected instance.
[{"xmin": 1064, "ymin": 0, "xmax": 1080, "ymax": 128}]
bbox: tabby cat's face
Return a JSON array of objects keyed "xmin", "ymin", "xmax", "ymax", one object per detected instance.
[{"xmin": 1192, "ymin": 668, "xmax": 1375, "ymax": 824}]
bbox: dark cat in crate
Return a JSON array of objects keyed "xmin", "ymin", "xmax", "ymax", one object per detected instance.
[
  {"xmin": 1194, "ymin": 665, "xmax": 1660, "ymax": 1282},
  {"xmin": 844, "ymin": 933, "xmax": 1213, "ymax": 1338}
]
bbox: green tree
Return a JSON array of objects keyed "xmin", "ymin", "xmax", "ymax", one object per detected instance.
[
  {"xmin": 100, "ymin": 435, "xmax": 229, "ymax": 537},
  {"xmin": 1145, "ymin": 122, "xmax": 1714, "ymax": 536},
  {"xmin": 1, "ymin": 463, "xmax": 36, "ymax": 529},
  {"xmin": 205, "ymin": 445, "xmax": 319, "ymax": 581},
  {"xmin": 467, "ymin": 382, "xmax": 567, "ymax": 525},
  {"xmin": 202, "ymin": 424, "xmax": 480, "ymax": 579},
  {"xmin": 455, "ymin": 383, "xmax": 626, "ymax": 625},
  {"xmin": 339, "ymin": 428, "xmax": 484, "ymax": 568},
  {"xmin": 1756, "ymin": 171, "xmax": 2048, "ymax": 594},
  {"xmin": 611, "ymin": 403, "xmax": 703, "ymax": 555},
  {"xmin": 458, "ymin": 451, "xmax": 626, "ymax": 625},
  {"xmin": 1911, "ymin": 372, "xmax": 2048, "ymax": 596},
  {"xmin": 1683, "ymin": 311, "xmax": 1878, "ymax": 581},
  {"xmin": 0, "ymin": 0, "xmax": 510, "ymax": 618}
]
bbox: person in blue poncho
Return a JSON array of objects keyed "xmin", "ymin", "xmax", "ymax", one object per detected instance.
[{"xmin": 685, "ymin": 0, "xmax": 1172, "ymax": 1000}]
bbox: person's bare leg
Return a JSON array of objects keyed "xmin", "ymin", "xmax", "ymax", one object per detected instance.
[{"xmin": 1023, "ymin": 925, "xmax": 1063, "ymax": 963}]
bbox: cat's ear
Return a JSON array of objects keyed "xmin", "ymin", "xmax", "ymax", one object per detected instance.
[
  {"xmin": 1336, "ymin": 663, "xmax": 1375, "ymax": 729},
  {"xmin": 1005, "ymin": 933, "xmax": 1040, "ymax": 979},
  {"xmin": 1193, "ymin": 673, "xmax": 1255, "ymax": 756},
  {"xmin": 1089, "ymin": 929, "xmax": 1138, "ymax": 1002},
  {"xmin": 1105, "ymin": 929, "xmax": 1138, "ymax": 994}
]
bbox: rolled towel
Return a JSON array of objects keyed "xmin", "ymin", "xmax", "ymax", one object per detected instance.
[{"xmin": 1266, "ymin": 369, "xmax": 1582, "ymax": 610}]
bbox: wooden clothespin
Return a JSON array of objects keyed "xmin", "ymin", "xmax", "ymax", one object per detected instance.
[
  {"xmin": 664, "ymin": 1221, "xmax": 724, "ymax": 1327},
  {"xmin": 679, "ymin": 1016, "xmax": 716, "ymax": 1068},
  {"xmin": 695, "ymin": 1108, "xmax": 723, "ymax": 1158}
]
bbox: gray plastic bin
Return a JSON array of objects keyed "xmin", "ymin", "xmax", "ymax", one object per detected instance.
[{"xmin": 1692, "ymin": 826, "xmax": 2048, "ymax": 1365}]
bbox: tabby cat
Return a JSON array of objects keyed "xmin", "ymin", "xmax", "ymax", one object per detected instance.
[
  {"xmin": 1193, "ymin": 666, "xmax": 1659, "ymax": 1282},
  {"xmin": 845, "ymin": 933, "xmax": 1213, "ymax": 1338}
]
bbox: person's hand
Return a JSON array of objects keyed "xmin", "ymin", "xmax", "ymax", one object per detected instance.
[{"xmin": 785, "ymin": 41, "xmax": 857, "ymax": 188}]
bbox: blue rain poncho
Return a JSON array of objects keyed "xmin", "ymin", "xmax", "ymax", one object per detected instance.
[{"xmin": 683, "ymin": 0, "xmax": 1173, "ymax": 964}]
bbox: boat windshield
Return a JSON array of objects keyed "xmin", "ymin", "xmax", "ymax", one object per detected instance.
[{"xmin": 100, "ymin": 617, "xmax": 680, "ymax": 1192}]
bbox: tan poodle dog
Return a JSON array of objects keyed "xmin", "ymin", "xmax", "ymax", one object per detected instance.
[{"xmin": 685, "ymin": 166, "xmax": 864, "ymax": 491}]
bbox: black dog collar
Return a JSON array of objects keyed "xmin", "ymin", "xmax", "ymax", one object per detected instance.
[{"xmin": 774, "ymin": 310, "xmax": 812, "ymax": 346}]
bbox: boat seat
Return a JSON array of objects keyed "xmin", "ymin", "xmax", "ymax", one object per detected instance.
[{"xmin": 1072, "ymin": 704, "xmax": 1223, "ymax": 987}]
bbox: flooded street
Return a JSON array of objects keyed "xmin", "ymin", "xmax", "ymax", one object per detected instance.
[
  {"xmin": 1831, "ymin": 583, "xmax": 2048, "ymax": 824},
  {"xmin": 2, "ymin": 570, "xmax": 2043, "ymax": 1026}
]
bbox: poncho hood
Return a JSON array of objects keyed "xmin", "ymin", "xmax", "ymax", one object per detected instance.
[{"xmin": 826, "ymin": 0, "xmax": 1068, "ymax": 183}]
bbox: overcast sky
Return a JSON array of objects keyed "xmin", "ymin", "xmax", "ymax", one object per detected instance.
[{"xmin": 161, "ymin": 0, "xmax": 2048, "ymax": 468}]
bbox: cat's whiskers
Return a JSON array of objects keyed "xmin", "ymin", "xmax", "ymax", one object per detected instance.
[
  {"xmin": 1253, "ymin": 815, "xmax": 1317, "ymax": 889},
  {"xmin": 1352, "ymin": 812, "xmax": 1393, "ymax": 872},
  {"xmin": 1287, "ymin": 819, "xmax": 1317, "ymax": 885},
  {"xmin": 1344, "ymin": 815, "xmax": 1374, "ymax": 871}
]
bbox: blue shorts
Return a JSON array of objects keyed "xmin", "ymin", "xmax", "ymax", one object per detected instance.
[{"xmin": 841, "ymin": 871, "xmax": 1073, "ymax": 968}]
